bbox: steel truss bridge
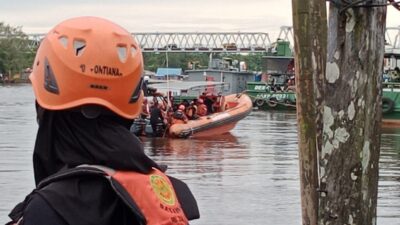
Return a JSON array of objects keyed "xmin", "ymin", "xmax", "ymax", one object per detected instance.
[
  {"xmin": 135, "ymin": 32, "xmax": 273, "ymax": 53},
  {"xmin": 385, "ymin": 26, "xmax": 400, "ymax": 54},
  {"xmin": 4, "ymin": 26, "xmax": 400, "ymax": 54},
  {"xmin": 20, "ymin": 27, "xmax": 294, "ymax": 53}
]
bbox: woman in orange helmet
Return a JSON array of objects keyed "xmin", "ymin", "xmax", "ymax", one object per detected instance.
[{"xmin": 7, "ymin": 17, "xmax": 198, "ymax": 225}]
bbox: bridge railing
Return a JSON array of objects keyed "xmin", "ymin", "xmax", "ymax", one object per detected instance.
[
  {"xmin": 23, "ymin": 32, "xmax": 273, "ymax": 53},
  {"xmin": 385, "ymin": 26, "xmax": 400, "ymax": 54},
  {"xmin": 134, "ymin": 32, "xmax": 272, "ymax": 52}
]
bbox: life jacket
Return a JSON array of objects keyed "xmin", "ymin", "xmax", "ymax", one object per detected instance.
[
  {"xmin": 185, "ymin": 106, "xmax": 194, "ymax": 118},
  {"xmin": 9, "ymin": 166, "xmax": 198, "ymax": 225},
  {"xmin": 197, "ymin": 104, "xmax": 207, "ymax": 116},
  {"xmin": 212, "ymin": 96, "xmax": 225, "ymax": 112},
  {"xmin": 108, "ymin": 167, "xmax": 189, "ymax": 225}
]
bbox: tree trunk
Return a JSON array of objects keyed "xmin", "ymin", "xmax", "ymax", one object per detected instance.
[
  {"xmin": 319, "ymin": 1, "xmax": 386, "ymax": 224},
  {"xmin": 292, "ymin": 0, "xmax": 327, "ymax": 224}
]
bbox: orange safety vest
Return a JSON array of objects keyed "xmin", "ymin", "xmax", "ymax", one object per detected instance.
[
  {"xmin": 35, "ymin": 165, "xmax": 190, "ymax": 225},
  {"xmin": 197, "ymin": 104, "xmax": 207, "ymax": 116},
  {"xmin": 97, "ymin": 166, "xmax": 189, "ymax": 225},
  {"xmin": 171, "ymin": 117, "xmax": 186, "ymax": 125}
]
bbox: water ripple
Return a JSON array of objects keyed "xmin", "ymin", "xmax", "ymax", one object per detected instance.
[{"xmin": 1, "ymin": 86, "xmax": 399, "ymax": 225}]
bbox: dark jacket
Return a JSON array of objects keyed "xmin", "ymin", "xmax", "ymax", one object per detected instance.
[{"xmin": 9, "ymin": 106, "xmax": 161, "ymax": 225}]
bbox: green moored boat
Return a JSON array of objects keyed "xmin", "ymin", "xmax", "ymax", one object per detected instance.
[
  {"xmin": 246, "ymin": 40, "xmax": 400, "ymax": 126},
  {"xmin": 382, "ymin": 83, "xmax": 400, "ymax": 126},
  {"xmin": 246, "ymin": 40, "xmax": 296, "ymax": 110},
  {"xmin": 382, "ymin": 51, "xmax": 400, "ymax": 126}
]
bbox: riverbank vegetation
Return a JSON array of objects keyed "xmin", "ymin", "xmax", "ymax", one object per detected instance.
[
  {"xmin": 1, "ymin": 21, "xmax": 265, "ymax": 80},
  {"xmin": 143, "ymin": 52, "xmax": 264, "ymax": 72},
  {"xmin": 0, "ymin": 22, "xmax": 36, "ymax": 79}
]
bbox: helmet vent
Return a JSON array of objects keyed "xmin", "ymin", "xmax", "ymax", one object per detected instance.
[
  {"xmin": 90, "ymin": 84, "xmax": 108, "ymax": 90},
  {"xmin": 44, "ymin": 58, "xmax": 60, "ymax": 94},
  {"xmin": 58, "ymin": 36, "xmax": 68, "ymax": 48},
  {"xmin": 73, "ymin": 40, "xmax": 86, "ymax": 56},
  {"xmin": 129, "ymin": 77, "xmax": 143, "ymax": 103},
  {"xmin": 117, "ymin": 45, "xmax": 127, "ymax": 63},
  {"xmin": 131, "ymin": 45, "xmax": 137, "ymax": 56}
]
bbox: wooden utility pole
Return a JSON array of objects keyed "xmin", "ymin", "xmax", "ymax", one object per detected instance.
[
  {"xmin": 292, "ymin": 0, "xmax": 386, "ymax": 225},
  {"xmin": 319, "ymin": 1, "xmax": 386, "ymax": 224},
  {"xmin": 292, "ymin": 0, "xmax": 327, "ymax": 224}
]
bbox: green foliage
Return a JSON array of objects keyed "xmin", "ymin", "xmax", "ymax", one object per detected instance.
[
  {"xmin": 143, "ymin": 52, "xmax": 209, "ymax": 71},
  {"xmin": 143, "ymin": 52, "xmax": 264, "ymax": 72},
  {"xmin": 0, "ymin": 22, "xmax": 36, "ymax": 76},
  {"xmin": 219, "ymin": 53, "xmax": 264, "ymax": 71}
]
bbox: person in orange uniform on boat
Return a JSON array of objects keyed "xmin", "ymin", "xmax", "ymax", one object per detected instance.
[
  {"xmin": 186, "ymin": 100, "xmax": 199, "ymax": 120},
  {"xmin": 138, "ymin": 98, "xmax": 150, "ymax": 135},
  {"xmin": 196, "ymin": 98, "xmax": 208, "ymax": 117},
  {"xmin": 212, "ymin": 92, "xmax": 226, "ymax": 113},
  {"xmin": 141, "ymin": 98, "xmax": 150, "ymax": 118},
  {"xmin": 7, "ymin": 17, "xmax": 199, "ymax": 225},
  {"xmin": 172, "ymin": 105, "xmax": 188, "ymax": 124}
]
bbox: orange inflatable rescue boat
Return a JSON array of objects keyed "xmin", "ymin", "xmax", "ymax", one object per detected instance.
[{"xmin": 168, "ymin": 93, "xmax": 252, "ymax": 138}]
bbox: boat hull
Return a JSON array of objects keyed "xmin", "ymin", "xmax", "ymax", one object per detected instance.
[
  {"xmin": 168, "ymin": 93, "xmax": 252, "ymax": 138},
  {"xmin": 246, "ymin": 82, "xmax": 296, "ymax": 111},
  {"xmin": 382, "ymin": 87, "xmax": 400, "ymax": 127},
  {"xmin": 382, "ymin": 119, "xmax": 400, "ymax": 127}
]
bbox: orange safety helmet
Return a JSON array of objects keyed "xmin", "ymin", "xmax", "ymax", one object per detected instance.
[
  {"xmin": 178, "ymin": 105, "xmax": 185, "ymax": 111},
  {"xmin": 30, "ymin": 16, "xmax": 144, "ymax": 119}
]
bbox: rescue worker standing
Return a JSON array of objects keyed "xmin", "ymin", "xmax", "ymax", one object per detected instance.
[
  {"xmin": 141, "ymin": 98, "xmax": 150, "ymax": 119},
  {"xmin": 172, "ymin": 105, "xmax": 188, "ymax": 124},
  {"xmin": 7, "ymin": 17, "xmax": 199, "ymax": 225},
  {"xmin": 186, "ymin": 101, "xmax": 199, "ymax": 120},
  {"xmin": 149, "ymin": 100, "xmax": 165, "ymax": 136}
]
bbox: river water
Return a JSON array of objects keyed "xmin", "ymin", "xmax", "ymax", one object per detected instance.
[{"xmin": 0, "ymin": 84, "xmax": 399, "ymax": 225}]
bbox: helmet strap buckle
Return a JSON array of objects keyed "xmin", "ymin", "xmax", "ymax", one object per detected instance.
[{"xmin": 81, "ymin": 105, "xmax": 102, "ymax": 119}]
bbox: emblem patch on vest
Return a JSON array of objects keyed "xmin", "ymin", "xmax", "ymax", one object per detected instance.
[{"xmin": 150, "ymin": 175, "xmax": 176, "ymax": 206}]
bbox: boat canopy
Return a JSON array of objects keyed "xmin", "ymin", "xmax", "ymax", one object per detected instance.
[
  {"xmin": 156, "ymin": 68, "xmax": 183, "ymax": 77},
  {"xmin": 148, "ymin": 81, "xmax": 231, "ymax": 97}
]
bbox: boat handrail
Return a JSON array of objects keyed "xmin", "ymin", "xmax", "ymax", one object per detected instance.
[{"xmin": 382, "ymin": 82, "xmax": 400, "ymax": 90}]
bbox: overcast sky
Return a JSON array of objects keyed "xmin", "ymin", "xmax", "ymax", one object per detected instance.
[{"xmin": 1, "ymin": 0, "xmax": 400, "ymax": 40}]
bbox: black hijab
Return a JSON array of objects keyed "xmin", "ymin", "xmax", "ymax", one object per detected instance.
[
  {"xmin": 29, "ymin": 104, "xmax": 160, "ymax": 225},
  {"xmin": 8, "ymin": 104, "xmax": 199, "ymax": 225},
  {"xmin": 33, "ymin": 104, "xmax": 160, "ymax": 184}
]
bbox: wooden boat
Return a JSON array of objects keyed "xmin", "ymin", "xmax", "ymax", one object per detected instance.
[{"xmin": 168, "ymin": 93, "xmax": 252, "ymax": 138}]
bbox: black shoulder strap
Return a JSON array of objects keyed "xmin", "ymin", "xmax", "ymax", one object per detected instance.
[
  {"xmin": 168, "ymin": 176, "xmax": 200, "ymax": 220},
  {"xmin": 8, "ymin": 167, "xmax": 198, "ymax": 224},
  {"xmin": 7, "ymin": 167, "xmax": 107, "ymax": 224},
  {"xmin": 38, "ymin": 167, "xmax": 147, "ymax": 224},
  {"xmin": 8, "ymin": 167, "xmax": 146, "ymax": 225},
  {"xmin": 37, "ymin": 167, "xmax": 107, "ymax": 189}
]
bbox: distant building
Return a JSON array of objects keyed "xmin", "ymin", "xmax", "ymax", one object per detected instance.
[
  {"xmin": 186, "ymin": 69, "xmax": 253, "ymax": 94},
  {"xmin": 155, "ymin": 68, "xmax": 184, "ymax": 80},
  {"xmin": 143, "ymin": 70, "xmax": 157, "ymax": 77},
  {"xmin": 185, "ymin": 58, "xmax": 252, "ymax": 94}
]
